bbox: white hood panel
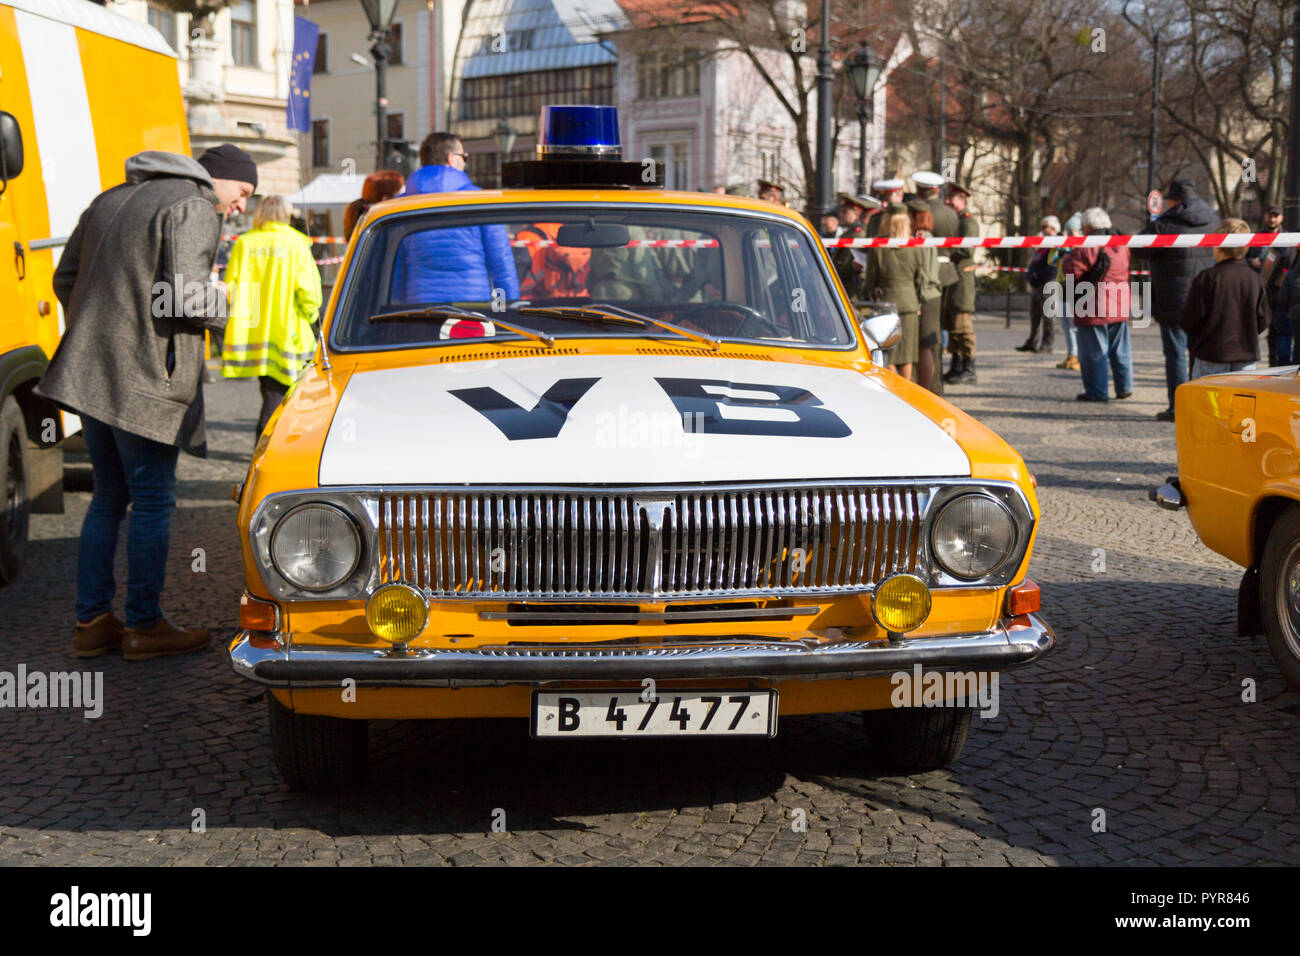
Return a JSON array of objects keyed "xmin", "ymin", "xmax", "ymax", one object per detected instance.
[{"xmin": 319, "ymin": 354, "xmax": 970, "ymax": 485}]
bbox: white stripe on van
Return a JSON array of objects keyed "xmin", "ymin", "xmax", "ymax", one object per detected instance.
[{"xmin": 14, "ymin": 9, "xmax": 101, "ymax": 252}]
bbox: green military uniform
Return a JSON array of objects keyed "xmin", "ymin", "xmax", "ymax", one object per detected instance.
[
  {"xmin": 832, "ymin": 219, "xmax": 867, "ymax": 300},
  {"xmin": 862, "ymin": 202, "xmax": 925, "ymax": 367},
  {"xmin": 942, "ymin": 197, "xmax": 980, "ymax": 383},
  {"xmin": 927, "ymin": 197, "xmax": 960, "ymax": 286},
  {"xmin": 913, "ymin": 173, "xmax": 957, "ymax": 392}
]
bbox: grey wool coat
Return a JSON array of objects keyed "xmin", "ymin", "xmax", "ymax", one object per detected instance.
[{"xmin": 37, "ymin": 152, "xmax": 225, "ymax": 457}]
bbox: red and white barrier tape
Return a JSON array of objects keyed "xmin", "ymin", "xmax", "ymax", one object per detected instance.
[{"xmin": 819, "ymin": 232, "xmax": 1300, "ymax": 249}]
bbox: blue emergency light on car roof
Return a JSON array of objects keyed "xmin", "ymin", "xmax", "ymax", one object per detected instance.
[
  {"xmin": 536, "ymin": 105, "xmax": 621, "ymax": 158},
  {"xmin": 502, "ymin": 105, "xmax": 661, "ymax": 189}
]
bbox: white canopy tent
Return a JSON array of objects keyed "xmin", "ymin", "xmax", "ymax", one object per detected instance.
[{"xmin": 285, "ymin": 174, "xmax": 363, "ymax": 209}]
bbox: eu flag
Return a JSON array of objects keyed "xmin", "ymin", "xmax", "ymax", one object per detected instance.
[{"xmin": 286, "ymin": 16, "xmax": 319, "ymax": 133}]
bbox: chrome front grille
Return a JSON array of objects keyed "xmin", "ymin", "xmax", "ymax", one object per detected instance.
[{"xmin": 374, "ymin": 485, "xmax": 930, "ymax": 599}]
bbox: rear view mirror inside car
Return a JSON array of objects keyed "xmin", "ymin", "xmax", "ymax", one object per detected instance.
[{"xmin": 555, "ymin": 222, "xmax": 630, "ymax": 248}]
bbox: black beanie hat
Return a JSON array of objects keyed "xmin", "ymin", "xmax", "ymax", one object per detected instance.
[
  {"xmin": 1166, "ymin": 178, "xmax": 1195, "ymax": 202},
  {"xmin": 197, "ymin": 144, "xmax": 258, "ymax": 189}
]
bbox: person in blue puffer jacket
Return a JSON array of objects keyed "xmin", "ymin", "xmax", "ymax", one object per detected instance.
[{"xmin": 391, "ymin": 132, "xmax": 519, "ymax": 303}]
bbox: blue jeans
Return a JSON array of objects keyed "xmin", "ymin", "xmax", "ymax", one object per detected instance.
[
  {"xmin": 76, "ymin": 416, "xmax": 179, "ymax": 628},
  {"xmin": 1272, "ymin": 323, "xmax": 1292, "ymax": 367},
  {"xmin": 1059, "ymin": 312, "xmax": 1078, "ymax": 357},
  {"xmin": 1077, "ymin": 322, "xmax": 1134, "ymax": 400},
  {"xmin": 1159, "ymin": 323, "xmax": 1189, "ymax": 411},
  {"xmin": 1191, "ymin": 358, "xmax": 1256, "ymax": 379}
]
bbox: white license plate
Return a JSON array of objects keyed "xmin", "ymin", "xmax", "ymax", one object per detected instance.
[{"xmin": 532, "ymin": 690, "xmax": 777, "ymax": 738}]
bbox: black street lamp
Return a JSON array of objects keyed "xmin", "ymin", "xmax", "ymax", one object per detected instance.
[
  {"xmin": 844, "ymin": 42, "xmax": 881, "ymax": 198},
  {"xmin": 359, "ymin": 0, "xmax": 401, "ymax": 172},
  {"xmin": 815, "ymin": 0, "xmax": 834, "ymax": 216}
]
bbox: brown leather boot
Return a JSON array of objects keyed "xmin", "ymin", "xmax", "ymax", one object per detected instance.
[
  {"xmin": 122, "ymin": 617, "xmax": 211, "ymax": 661},
  {"xmin": 74, "ymin": 612, "xmax": 125, "ymax": 658}
]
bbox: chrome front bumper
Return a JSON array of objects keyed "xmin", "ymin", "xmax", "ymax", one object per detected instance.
[{"xmin": 229, "ymin": 613, "xmax": 1055, "ymax": 688}]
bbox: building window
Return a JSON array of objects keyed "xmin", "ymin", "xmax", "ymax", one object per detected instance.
[
  {"xmin": 459, "ymin": 64, "xmax": 615, "ymax": 121},
  {"xmin": 760, "ymin": 146, "xmax": 781, "ymax": 183},
  {"xmin": 465, "ymin": 149, "xmax": 530, "ymax": 189},
  {"xmin": 146, "ymin": 3, "xmax": 176, "ymax": 46},
  {"xmin": 230, "ymin": 0, "xmax": 257, "ymax": 67},
  {"xmin": 312, "ymin": 119, "xmax": 330, "ymax": 168},
  {"xmin": 314, "ymin": 32, "xmax": 328, "ymax": 74},
  {"xmin": 637, "ymin": 50, "xmax": 702, "ymax": 100},
  {"xmin": 649, "ymin": 141, "xmax": 690, "ymax": 191},
  {"xmin": 387, "ymin": 112, "xmax": 404, "ymax": 141},
  {"xmin": 389, "ymin": 22, "xmax": 404, "ymax": 65}
]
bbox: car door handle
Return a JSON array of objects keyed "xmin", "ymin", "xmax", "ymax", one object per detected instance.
[{"xmin": 13, "ymin": 240, "xmax": 24, "ymax": 280}]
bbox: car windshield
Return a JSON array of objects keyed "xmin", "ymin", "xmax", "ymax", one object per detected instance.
[{"xmin": 330, "ymin": 205, "xmax": 856, "ymax": 350}]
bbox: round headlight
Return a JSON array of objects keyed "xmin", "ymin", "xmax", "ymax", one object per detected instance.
[
  {"xmin": 270, "ymin": 503, "xmax": 362, "ymax": 592},
  {"xmin": 366, "ymin": 583, "xmax": 429, "ymax": 644},
  {"xmin": 871, "ymin": 573, "xmax": 932, "ymax": 633},
  {"xmin": 931, "ymin": 494, "xmax": 1017, "ymax": 580}
]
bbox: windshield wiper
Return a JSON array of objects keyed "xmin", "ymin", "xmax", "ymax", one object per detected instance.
[
  {"xmin": 369, "ymin": 305, "xmax": 555, "ymax": 348},
  {"xmin": 518, "ymin": 303, "xmax": 720, "ymax": 350}
]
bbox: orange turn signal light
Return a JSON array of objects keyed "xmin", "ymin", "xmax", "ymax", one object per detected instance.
[
  {"xmin": 239, "ymin": 592, "xmax": 281, "ymax": 632},
  {"xmin": 1006, "ymin": 579, "xmax": 1040, "ymax": 616}
]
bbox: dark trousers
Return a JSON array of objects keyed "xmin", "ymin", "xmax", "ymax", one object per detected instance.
[
  {"xmin": 257, "ymin": 376, "xmax": 289, "ymax": 438},
  {"xmin": 1025, "ymin": 289, "xmax": 1055, "ymax": 349},
  {"xmin": 76, "ymin": 416, "xmax": 179, "ymax": 628},
  {"xmin": 1159, "ymin": 323, "xmax": 1190, "ymax": 412},
  {"xmin": 1271, "ymin": 305, "xmax": 1293, "ymax": 366}
]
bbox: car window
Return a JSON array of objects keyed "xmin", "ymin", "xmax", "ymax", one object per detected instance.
[{"xmin": 332, "ymin": 206, "xmax": 855, "ymax": 350}]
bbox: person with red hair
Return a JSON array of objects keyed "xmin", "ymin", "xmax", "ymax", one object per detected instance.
[{"xmin": 344, "ymin": 170, "xmax": 405, "ymax": 240}]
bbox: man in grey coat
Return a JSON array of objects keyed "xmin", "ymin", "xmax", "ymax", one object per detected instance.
[{"xmin": 38, "ymin": 145, "xmax": 256, "ymax": 660}]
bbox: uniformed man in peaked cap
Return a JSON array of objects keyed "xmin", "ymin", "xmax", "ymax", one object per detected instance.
[
  {"xmin": 941, "ymin": 181, "xmax": 981, "ymax": 384},
  {"xmin": 864, "ymin": 178, "xmax": 905, "ymax": 238},
  {"xmin": 831, "ymin": 193, "xmax": 878, "ymax": 299},
  {"xmin": 757, "ymin": 179, "xmax": 784, "ymax": 203}
]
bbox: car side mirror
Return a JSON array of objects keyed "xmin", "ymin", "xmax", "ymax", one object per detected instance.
[
  {"xmin": 857, "ymin": 304, "xmax": 901, "ymax": 350},
  {"xmin": 0, "ymin": 111, "xmax": 23, "ymax": 187}
]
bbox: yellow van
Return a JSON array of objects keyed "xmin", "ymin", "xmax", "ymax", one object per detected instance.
[{"xmin": 0, "ymin": 0, "xmax": 188, "ymax": 584}]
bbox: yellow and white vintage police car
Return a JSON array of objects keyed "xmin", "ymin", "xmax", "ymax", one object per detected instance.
[{"xmin": 229, "ymin": 106, "xmax": 1054, "ymax": 789}]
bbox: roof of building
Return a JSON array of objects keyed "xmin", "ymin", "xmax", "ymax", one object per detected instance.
[{"xmin": 459, "ymin": 0, "xmax": 628, "ymax": 79}]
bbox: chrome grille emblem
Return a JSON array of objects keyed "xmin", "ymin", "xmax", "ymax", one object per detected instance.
[{"xmin": 634, "ymin": 497, "xmax": 675, "ymax": 595}]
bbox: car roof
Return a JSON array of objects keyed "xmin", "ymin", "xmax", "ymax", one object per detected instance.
[{"xmin": 360, "ymin": 189, "xmax": 811, "ymax": 228}]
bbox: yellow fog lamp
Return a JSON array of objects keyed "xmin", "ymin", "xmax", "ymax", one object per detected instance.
[
  {"xmin": 870, "ymin": 573, "xmax": 932, "ymax": 636},
  {"xmin": 365, "ymin": 583, "xmax": 429, "ymax": 645}
]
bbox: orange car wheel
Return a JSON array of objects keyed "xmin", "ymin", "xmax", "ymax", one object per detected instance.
[{"xmin": 1258, "ymin": 506, "xmax": 1300, "ymax": 690}]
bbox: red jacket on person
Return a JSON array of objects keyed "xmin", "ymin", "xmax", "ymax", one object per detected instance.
[{"xmin": 1063, "ymin": 244, "xmax": 1131, "ymax": 325}]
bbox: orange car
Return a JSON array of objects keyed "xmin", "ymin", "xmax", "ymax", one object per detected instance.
[{"xmin": 229, "ymin": 106, "xmax": 1053, "ymax": 789}]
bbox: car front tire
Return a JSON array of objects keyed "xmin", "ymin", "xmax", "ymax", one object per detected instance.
[
  {"xmin": 267, "ymin": 693, "xmax": 368, "ymax": 791},
  {"xmin": 860, "ymin": 705, "xmax": 973, "ymax": 771},
  {"xmin": 1257, "ymin": 506, "xmax": 1300, "ymax": 690}
]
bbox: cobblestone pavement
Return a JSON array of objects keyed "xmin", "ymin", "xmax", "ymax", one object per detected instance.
[{"xmin": 2, "ymin": 316, "xmax": 1298, "ymax": 866}]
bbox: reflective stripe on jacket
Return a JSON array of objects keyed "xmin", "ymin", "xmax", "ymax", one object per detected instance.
[{"xmin": 222, "ymin": 221, "xmax": 323, "ymax": 386}]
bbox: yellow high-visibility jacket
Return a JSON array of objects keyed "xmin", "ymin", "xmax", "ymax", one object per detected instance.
[{"xmin": 222, "ymin": 221, "xmax": 323, "ymax": 386}]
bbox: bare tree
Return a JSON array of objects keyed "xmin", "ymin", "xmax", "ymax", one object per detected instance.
[
  {"xmin": 636, "ymin": 0, "xmax": 899, "ymax": 212},
  {"xmin": 1125, "ymin": 0, "xmax": 1291, "ymax": 216}
]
